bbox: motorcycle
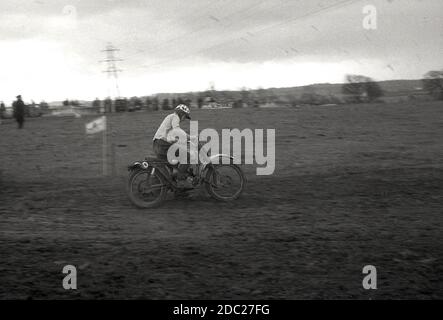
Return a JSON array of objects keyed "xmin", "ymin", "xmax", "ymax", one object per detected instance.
[{"xmin": 127, "ymin": 139, "xmax": 245, "ymax": 208}]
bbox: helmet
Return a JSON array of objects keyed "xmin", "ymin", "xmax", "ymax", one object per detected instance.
[{"xmin": 175, "ymin": 104, "xmax": 191, "ymax": 119}]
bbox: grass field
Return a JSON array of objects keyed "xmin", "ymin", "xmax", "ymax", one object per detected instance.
[{"xmin": 1, "ymin": 101, "xmax": 442, "ymax": 299}]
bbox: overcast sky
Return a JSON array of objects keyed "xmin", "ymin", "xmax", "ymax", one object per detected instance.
[{"xmin": 0, "ymin": 0, "xmax": 442, "ymax": 103}]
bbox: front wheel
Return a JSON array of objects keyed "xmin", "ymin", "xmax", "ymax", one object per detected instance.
[
  {"xmin": 205, "ymin": 164, "xmax": 245, "ymax": 201},
  {"xmin": 127, "ymin": 168, "xmax": 167, "ymax": 208}
]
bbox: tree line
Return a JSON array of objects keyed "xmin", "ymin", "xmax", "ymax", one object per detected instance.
[
  {"xmin": 41, "ymin": 69, "xmax": 443, "ymax": 114},
  {"xmin": 340, "ymin": 70, "xmax": 443, "ymax": 103}
]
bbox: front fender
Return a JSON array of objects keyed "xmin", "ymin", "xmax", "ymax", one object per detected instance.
[
  {"xmin": 210, "ymin": 154, "xmax": 234, "ymax": 163},
  {"xmin": 201, "ymin": 154, "xmax": 234, "ymax": 172}
]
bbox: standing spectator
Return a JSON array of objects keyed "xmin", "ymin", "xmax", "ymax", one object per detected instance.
[
  {"xmin": 13, "ymin": 95, "xmax": 25, "ymax": 129},
  {"xmin": 0, "ymin": 101, "xmax": 5, "ymax": 119}
]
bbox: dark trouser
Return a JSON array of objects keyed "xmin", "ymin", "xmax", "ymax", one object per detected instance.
[
  {"xmin": 153, "ymin": 139, "xmax": 192, "ymax": 175},
  {"xmin": 16, "ymin": 115, "xmax": 24, "ymax": 129},
  {"xmin": 153, "ymin": 139, "xmax": 172, "ymax": 160}
]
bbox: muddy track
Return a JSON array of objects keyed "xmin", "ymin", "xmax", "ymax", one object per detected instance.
[{"xmin": 1, "ymin": 166, "xmax": 442, "ymax": 299}]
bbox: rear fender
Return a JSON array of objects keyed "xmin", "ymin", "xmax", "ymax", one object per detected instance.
[
  {"xmin": 127, "ymin": 161, "xmax": 148, "ymax": 171},
  {"xmin": 128, "ymin": 160, "xmax": 177, "ymax": 190}
]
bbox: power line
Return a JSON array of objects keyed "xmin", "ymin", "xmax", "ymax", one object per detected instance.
[
  {"xmin": 137, "ymin": 0, "xmax": 361, "ymax": 70},
  {"xmin": 140, "ymin": 0, "xmax": 359, "ymax": 69},
  {"xmin": 100, "ymin": 43, "xmax": 123, "ymax": 98},
  {"xmin": 124, "ymin": 0, "xmax": 266, "ymax": 60},
  {"xmin": 123, "ymin": 0, "xmax": 236, "ymax": 59}
]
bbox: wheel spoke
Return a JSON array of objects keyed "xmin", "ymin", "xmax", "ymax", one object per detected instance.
[
  {"xmin": 210, "ymin": 165, "xmax": 243, "ymax": 199},
  {"xmin": 131, "ymin": 171, "xmax": 164, "ymax": 204}
]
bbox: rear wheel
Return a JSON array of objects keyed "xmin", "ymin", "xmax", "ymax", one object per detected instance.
[
  {"xmin": 127, "ymin": 168, "xmax": 167, "ymax": 208},
  {"xmin": 205, "ymin": 164, "xmax": 245, "ymax": 201}
]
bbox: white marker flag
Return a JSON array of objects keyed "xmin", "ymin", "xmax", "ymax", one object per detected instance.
[{"xmin": 86, "ymin": 116, "xmax": 106, "ymax": 134}]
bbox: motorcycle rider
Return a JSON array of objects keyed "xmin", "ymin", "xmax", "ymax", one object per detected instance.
[
  {"xmin": 152, "ymin": 104, "xmax": 195, "ymax": 194},
  {"xmin": 152, "ymin": 104, "xmax": 191, "ymax": 160}
]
